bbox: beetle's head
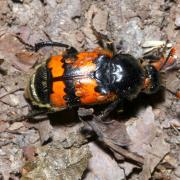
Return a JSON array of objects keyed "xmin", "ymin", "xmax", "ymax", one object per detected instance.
[{"xmin": 142, "ymin": 46, "xmax": 180, "ymax": 98}]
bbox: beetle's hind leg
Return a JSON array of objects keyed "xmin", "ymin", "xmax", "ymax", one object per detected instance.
[{"xmin": 91, "ymin": 13, "xmax": 116, "ymax": 54}]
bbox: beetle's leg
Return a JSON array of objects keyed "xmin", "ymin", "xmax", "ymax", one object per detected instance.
[
  {"xmin": 142, "ymin": 40, "xmax": 168, "ymax": 62},
  {"xmin": 26, "ymin": 109, "xmax": 48, "ymax": 118},
  {"xmin": 78, "ymin": 99, "xmax": 121, "ymax": 123},
  {"xmin": 78, "ymin": 100, "xmax": 122, "ymax": 124},
  {"xmin": 143, "ymin": 49, "xmax": 163, "ymax": 61},
  {"xmin": 146, "ymin": 47, "xmax": 176, "ymax": 71},
  {"xmin": 91, "ymin": 14, "xmax": 116, "ymax": 54},
  {"xmin": 142, "ymin": 41, "xmax": 177, "ymax": 71},
  {"xmin": 15, "ymin": 35, "xmax": 35, "ymax": 51},
  {"xmin": 92, "ymin": 28, "xmax": 115, "ymax": 53},
  {"xmin": 9, "ymin": 109, "xmax": 49, "ymax": 124},
  {"xmin": 98, "ymin": 99, "xmax": 122, "ymax": 121}
]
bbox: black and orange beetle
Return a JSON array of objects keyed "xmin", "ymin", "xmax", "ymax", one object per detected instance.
[{"xmin": 24, "ymin": 39, "xmax": 179, "ymax": 116}]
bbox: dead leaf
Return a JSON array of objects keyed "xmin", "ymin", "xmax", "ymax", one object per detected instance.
[
  {"xmin": 84, "ymin": 142, "xmax": 125, "ymax": 180},
  {"xmin": 139, "ymin": 134, "xmax": 170, "ymax": 180},
  {"xmin": 25, "ymin": 119, "xmax": 53, "ymax": 144},
  {"xmin": 23, "ymin": 146, "xmax": 37, "ymax": 161},
  {"xmin": 16, "ymin": 51, "xmax": 38, "ymax": 67},
  {"xmin": 0, "ymin": 120, "xmax": 9, "ymax": 132},
  {"xmin": 8, "ymin": 122, "xmax": 24, "ymax": 131},
  {"xmin": 21, "ymin": 133, "xmax": 90, "ymax": 180},
  {"xmin": 126, "ymin": 106, "xmax": 157, "ymax": 156}
]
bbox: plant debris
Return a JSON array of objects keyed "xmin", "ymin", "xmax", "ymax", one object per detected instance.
[
  {"xmin": 0, "ymin": 0, "xmax": 179, "ymax": 179},
  {"xmin": 21, "ymin": 132, "xmax": 90, "ymax": 180}
]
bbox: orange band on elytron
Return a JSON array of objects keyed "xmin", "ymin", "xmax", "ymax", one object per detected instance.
[
  {"xmin": 50, "ymin": 81, "xmax": 67, "ymax": 107},
  {"xmin": 75, "ymin": 78, "xmax": 116, "ymax": 105},
  {"xmin": 47, "ymin": 55, "xmax": 64, "ymax": 77}
]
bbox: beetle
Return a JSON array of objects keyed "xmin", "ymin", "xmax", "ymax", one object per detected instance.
[{"xmin": 24, "ymin": 38, "xmax": 179, "ymax": 118}]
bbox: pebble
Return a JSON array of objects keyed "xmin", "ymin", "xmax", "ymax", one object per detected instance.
[{"xmin": 175, "ymin": 15, "xmax": 180, "ymax": 27}]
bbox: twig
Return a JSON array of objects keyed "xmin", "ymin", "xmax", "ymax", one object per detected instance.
[
  {"xmin": 104, "ymin": 138, "xmax": 144, "ymax": 165},
  {"xmin": 0, "ymin": 88, "xmax": 24, "ymax": 99},
  {"xmin": 81, "ymin": 117, "xmax": 144, "ymax": 165}
]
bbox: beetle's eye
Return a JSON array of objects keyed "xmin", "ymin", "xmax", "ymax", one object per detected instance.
[{"xmin": 144, "ymin": 65, "xmax": 160, "ymax": 94}]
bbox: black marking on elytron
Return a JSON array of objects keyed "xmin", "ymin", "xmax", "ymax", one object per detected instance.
[
  {"xmin": 46, "ymin": 55, "xmax": 80, "ymax": 107},
  {"xmin": 61, "ymin": 55, "xmax": 81, "ymax": 107},
  {"xmin": 46, "ymin": 58, "xmax": 54, "ymax": 95},
  {"xmin": 34, "ymin": 62, "xmax": 51, "ymax": 104},
  {"xmin": 52, "ymin": 74, "xmax": 88, "ymax": 81}
]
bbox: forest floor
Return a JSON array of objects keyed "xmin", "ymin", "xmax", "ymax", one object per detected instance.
[{"xmin": 0, "ymin": 0, "xmax": 180, "ymax": 179}]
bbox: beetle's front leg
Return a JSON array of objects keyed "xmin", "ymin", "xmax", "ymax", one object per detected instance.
[
  {"xmin": 142, "ymin": 40, "xmax": 173, "ymax": 61},
  {"xmin": 142, "ymin": 41, "xmax": 177, "ymax": 71}
]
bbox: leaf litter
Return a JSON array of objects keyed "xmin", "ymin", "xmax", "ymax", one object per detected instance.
[{"xmin": 0, "ymin": 0, "xmax": 180, "ymax": 179}]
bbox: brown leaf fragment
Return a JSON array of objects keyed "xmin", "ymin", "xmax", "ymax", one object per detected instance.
[
  {"xmin": 8, "ymin": 122, "xmax": 24, "ymax": 131},
  {"xmin": 16, "ymin": 51, "xmax": 39, "ymax": 67},
  {"xmin": 83, "ymin": 119, "xmax": 144, "ymax": 165},
  {"xmin": 86, "ymin": 118, "xmax": 131, "ymax": 147},
  {"xmin": 22, "ymin": 146, "xmax": 37, "ymax": 161},
  {"xmin": 104, "ymin": 139, "xmax": 144, "ymax": 165},
  {"xmin": 0, "ymin": 120, "xmax": 9, "ymax": 132},
  {"xmin": 84, "ymin": 142, "xmax": 125, "ymax": 180},
  {"xmin": 139, "ymin": 134, "xmax": 170, "ymax": 180},
  {"xmin": 102, "ymin": 120, "xmax": 131, "ymax": 147},
  {"xmin": 25, "ymin": 119, "xmax": 53, "ymax": 144},
  {"xmin": 127, "ymin": 106, "xmax": 157, "ymax": 156}
]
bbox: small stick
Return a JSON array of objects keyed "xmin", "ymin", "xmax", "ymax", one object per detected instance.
[
  {"xmin": 0, "ymin": 88, "xmax": 24, "ymax": 99},
  {"xmin": 104, "ymin": 138, "xmax": 144, "ymax": 165},
  {"xmin": 83, "ymin": 117, "xmax": 144, "ymax": 165}
]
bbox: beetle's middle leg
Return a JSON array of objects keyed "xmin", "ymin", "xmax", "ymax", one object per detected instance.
[
  {"xmin": 97, "ymin": 99, "xmax": 122, "ymax": 121},
  {"xmin": 78, "ymin": 99, "xmax": 122, "ymax": 126},
  {"xmin": 91, "ymin": 13, "xmax": 116, "ymax": 54}
]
